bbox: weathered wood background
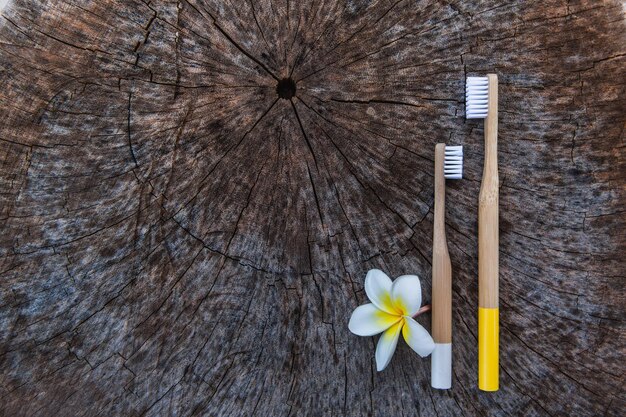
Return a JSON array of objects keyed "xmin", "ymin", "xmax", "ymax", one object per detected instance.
[{"xmin": 0, "ymin": 0, "xmax": 624, "ymax": 416}]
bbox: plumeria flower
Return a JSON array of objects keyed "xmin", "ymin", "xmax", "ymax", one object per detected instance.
[{"xmin": 349, "ymin": 269, "xmax": 435, "ymax": 371}]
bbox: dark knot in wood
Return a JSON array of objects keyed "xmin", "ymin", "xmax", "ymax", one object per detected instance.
[{"xmin": 276, "ymin": 77, "xmax": 296, "ymax": 99}]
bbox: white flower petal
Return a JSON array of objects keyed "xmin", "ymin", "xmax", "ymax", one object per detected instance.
[
  {"xmin": 402, "ymin": 316, "xmax": 435, "ymax": 357},
  {"xmin": 391, "ymin": 274, "xmax": 422, "ymax": 316},
  {"xmin": 364, "ymin": 269, "xmax": 398, "ymax": 314},
  {"xmin": 375, "ymin": 320, "xmax": 403, "ymax": 371},
  {"xmin": 348, "ymin": 303, "xmax": 401, "ymax": 336}
]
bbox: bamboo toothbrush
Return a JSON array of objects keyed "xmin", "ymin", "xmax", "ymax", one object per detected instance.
[
  {"xmin": 466, "ymin": 74, "xmax": 499, "ymax": 391},
  {"xmin": 431, "ymin": 144, "xmax": 463, "ymax": 390}
]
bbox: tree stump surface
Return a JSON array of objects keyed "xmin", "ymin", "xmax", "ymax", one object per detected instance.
[{"xmin": 0, "ymin": 1, "xmax": 624, "ymax": 416}]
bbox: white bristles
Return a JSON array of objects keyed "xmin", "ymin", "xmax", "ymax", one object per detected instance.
[
  {"xmin": 444, "ymin": 145, "xmax": 463, "ymax": 179},
  {"xmin": 466, "ymin": 76, "xmax": 489, "ymax": 119}
]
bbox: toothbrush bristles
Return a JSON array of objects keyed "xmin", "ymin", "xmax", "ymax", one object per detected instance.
[
  {"xmin": 466, "ymin": 76, "xmax": 489, "ymax": 119},
  {"xmin": 444, "ymin": 145, "xmax": 463, "ymax": 179}
]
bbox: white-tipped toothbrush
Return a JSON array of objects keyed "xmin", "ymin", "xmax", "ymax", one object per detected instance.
[
  {"xmin": 467, "ymin": 74, "xmax": 499, "ymax": 392},
  {"xmin": 431, "ymin": 144, "xmax": 463, "ymax": 389}
]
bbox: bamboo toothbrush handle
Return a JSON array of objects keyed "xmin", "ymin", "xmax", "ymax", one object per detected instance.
[
  {"xmin": 478, "ymin": 74, "xmax": 499, "ymax": 391},
  {"xmin": 432, "ymin": 144, "xmax": 452, "ymax": 389}
]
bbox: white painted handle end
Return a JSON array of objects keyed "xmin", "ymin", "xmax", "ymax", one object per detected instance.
[{"xmin": 431, "ymin": 343, "xmax": 452, "ymax": 389}]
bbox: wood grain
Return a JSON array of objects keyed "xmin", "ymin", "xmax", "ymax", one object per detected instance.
[{"xmin": 0, "ymin": 1, "xmax": 624, "ymax": 416}]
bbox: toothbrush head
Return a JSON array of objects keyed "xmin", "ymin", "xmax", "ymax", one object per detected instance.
[
  {"xmin": 466, "ymin": 76, "xmax": 489, "ymax": 119},
  {"xmin": 444, "ymin": 145, "xmax": 463, "ymax": 179}
]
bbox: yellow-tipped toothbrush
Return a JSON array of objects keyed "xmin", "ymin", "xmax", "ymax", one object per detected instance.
[{"xmin": 466, "ymin": 74, "xmax": 499, "ymax": 391}]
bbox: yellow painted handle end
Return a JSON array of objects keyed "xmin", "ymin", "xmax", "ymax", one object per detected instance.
[{"xmin": 479, "ymin": 307, "xmax": 499, "ymax": 391}]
